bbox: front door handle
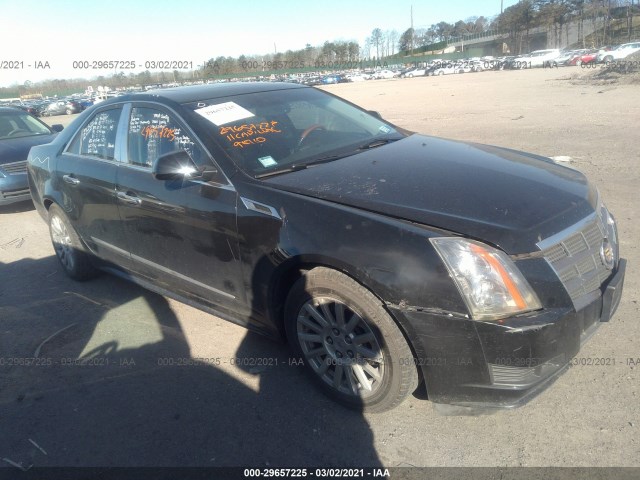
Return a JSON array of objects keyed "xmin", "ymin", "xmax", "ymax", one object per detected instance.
[
  {"xmin": 117, "ymin": 191, "xmax": 142, "ymax": 206},
  {"xmin": 62, "ymin": 174, "xmax": 80, "ymax": 185}
]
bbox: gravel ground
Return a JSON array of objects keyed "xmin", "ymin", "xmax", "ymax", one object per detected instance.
[{"xmin": 0, "ymin": 67, "xmax": 638, "ymax": 470}]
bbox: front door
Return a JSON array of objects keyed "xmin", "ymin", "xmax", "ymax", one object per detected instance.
[{"xmin": 116, "ymin": 102, "xmax": 246, "ymax": 318}]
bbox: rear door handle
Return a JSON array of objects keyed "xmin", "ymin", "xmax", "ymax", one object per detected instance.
[
  {"xmin": 62, "ymin": 174, "xmax": 80, "ymax": 185},
  {"xmin": 117, "ymin": 191, "xmax": 142, "ymax": 206}
]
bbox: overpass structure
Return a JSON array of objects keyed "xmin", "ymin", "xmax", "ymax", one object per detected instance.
[{"xmin": 443, "ymin": 18, "xmax": 603, "ymax": 56}]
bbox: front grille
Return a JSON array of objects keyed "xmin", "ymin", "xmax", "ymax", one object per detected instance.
[
  {"xmin": 538, "ymin": 204, "xmax": 619, "ymax": 311},
  {"xmin": 2, "ymin": 160, "xmax": 27, "ymax": 175},
  {"xmin": 1, "ymin": 188, "xmax": 30, "ymax": 199}
]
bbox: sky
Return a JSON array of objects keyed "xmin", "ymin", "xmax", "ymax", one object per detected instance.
[{"xmin": 0, "ymin": 0, "xmax": 519, "ymax": 88}]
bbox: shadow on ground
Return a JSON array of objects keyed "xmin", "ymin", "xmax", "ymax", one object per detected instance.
[{"xmin": 0, "ymin": 255, "xmax": 382, "ymax": 468}]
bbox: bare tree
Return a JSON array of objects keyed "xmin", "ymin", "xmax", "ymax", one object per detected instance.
[
  {"xmin": 371, "ymin": 28, "xmax": 384, "ymax": 59},
  {"xmin": 386, "ymin": 30, "xmax": 399, "ymax": 56}
]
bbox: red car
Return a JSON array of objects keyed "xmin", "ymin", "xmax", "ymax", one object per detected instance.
[{"xmin": 575, "ymin": 50, "xmax": 599, "ymax": 66}]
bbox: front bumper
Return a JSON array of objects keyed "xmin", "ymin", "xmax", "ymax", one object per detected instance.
[
  {"xmin": 390, "ymin": 258, "xmax": 626, "ymax": 408},
  {"xmin": 0, "ymin": 174, "xmax": 31, "ymax": 206}
]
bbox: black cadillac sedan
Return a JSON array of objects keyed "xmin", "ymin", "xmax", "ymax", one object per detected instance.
[{"xmin": 27, "ymin": 83, "xmax": 625, "ymax": 412}]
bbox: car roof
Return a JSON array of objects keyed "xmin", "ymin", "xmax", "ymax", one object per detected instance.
[
  {"xmin": 122, "ymin": 82, "xmax": 308, "ymax": 104},
  {"xmin": 0, "ymin": 106, "xmax": 27, "ymax": 114}
]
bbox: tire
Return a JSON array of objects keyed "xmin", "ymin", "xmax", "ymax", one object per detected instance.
[
  {"xmin": 604, "ymin": 56, "xmax": 613, "ymax": 63},
  {"xmin": 48, "ymin": 204, "xmax": 99, "ymax": 281},
  {"xmin": 284, "ymin": 267, "xmax": 419, "ymax": 412},
  {"xmin": 65, "ymin": 108, "xmax": 73, "ymax": 115}
]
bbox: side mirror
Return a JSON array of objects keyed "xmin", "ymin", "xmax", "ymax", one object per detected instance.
[
  {"xmin": 368, "ymin": 110, "xmax": 383, "ymax": 120},
  {"xmin": 51, "ymin": 124, "xmax": 64, "ymax": 132},
  {"xmin": 152, "ymin": 150, "xmax": 218, "ymax": 181}
]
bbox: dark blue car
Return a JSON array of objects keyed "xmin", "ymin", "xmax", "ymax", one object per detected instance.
[{"xmin": 0, "ymin": 107, "xmax": 62, "ymax": 206}]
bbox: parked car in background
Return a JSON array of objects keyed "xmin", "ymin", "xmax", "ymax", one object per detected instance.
[
  {"xmin": 501, "ymin": 56, "xmax": 522, "ymax": 69},
  {"xmin": 321, "ymin": 75, "xmax": 340, "ymax": 84},
  {"xmin": 457, "ymin": 62, "xmax": 473, "ymax": 73},
  {"xmin": 302, "ymin": 76, "xmax": 323, "ymax": 86},
  {"xmin": 433, "ymin": 63, "xmax": 465, "ymax": 75},
  {"xmin": 40, "ymin": 101, "xmax": 66, "ymax": 116},
  {"xmin": 468, "ymin": 60, "xmax": 485, "ymax": 72},
  {"xmin": 555, "ymin": 49, "xmax": 584, "ymax": 66},
  {"xmin": 79, "ymin": 98, "xmax": 94, "ymax": 110},
  {"xmin": 401, "ymin": 67, "xmax": 426, "ymax": 78},
  {"xmin": 0, "ymin": 103, "xmax": 39, "ymax": 116},
  {"xmin": 344, "ymin": 73, "xmax": 368, "ymax": 82},
  {"xmin": 373, "ymin": 69, "xmax": 396, "ymax": 79},
  {"xmin": 0, "ymin": 107, "xmax": 62, "ymax": 205},
  {"xmin": 521, "ymin": 49, "xmax": 562, "ymax": 67},
  {"xmin": 575, "ymin": 49, "xmax": 599, "ymax": 66},
  {"xmin": 595, "ymin": 45, "xmax": 613, "ymax": 61},
  {"xmin": 66, "ymin": 99, "xmax": 84, "ymax": 113},
  {"xmin": 598, "ymin": 42, "xmax": 640, "ymax": 63},
  {"xmin": 40, "ymin": 99, "xmax": 82, "ymax": 116},
  {"xmin": 424, "ymin": 65, "xmax": 439, "ymax": 76}
]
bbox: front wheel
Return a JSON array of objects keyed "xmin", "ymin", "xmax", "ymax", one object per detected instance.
[
  {"xmin": 49, "ymin": 204, "xmax": 99, "ymax": 281},
  {"xmin": 285, "ymin": 267, "xmax": 419, "ymax": 412}
]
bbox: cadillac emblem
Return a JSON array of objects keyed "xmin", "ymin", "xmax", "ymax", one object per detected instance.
[{"xmin": 600, "ymin": 238, "xmax": 615, "ymax": 271}]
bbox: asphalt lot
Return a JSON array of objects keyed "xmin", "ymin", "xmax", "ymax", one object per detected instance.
[{"xmin": 0, "ymin": 67, "xmax": 639, "ymax": 469}]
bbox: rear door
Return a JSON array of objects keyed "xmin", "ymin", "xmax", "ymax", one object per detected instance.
[{"xmin": 55, "ymin": 104, "xmax": 132, "ymax": 269}]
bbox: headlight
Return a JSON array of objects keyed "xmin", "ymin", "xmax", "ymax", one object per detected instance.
[
  {"xmin": 598, "ymin": 198, "xmax": 619, "ymax": 268},
  {"xmin": 430, "ymin": 237, "xmax": 542, "ymax": 321}
]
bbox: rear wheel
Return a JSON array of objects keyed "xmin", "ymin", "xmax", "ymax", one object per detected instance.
[
  {"xmin": 49, "ymin": 204, "xmax": 99, "ymax": 281},
  {"xmin": 285, "ymin": 267, "xmax": 418, "ymax": 412}
]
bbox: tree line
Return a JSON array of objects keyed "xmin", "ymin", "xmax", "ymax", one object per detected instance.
[{"xmin": 2, "ymin": 0, "xmax": 637, "ymax": 98}]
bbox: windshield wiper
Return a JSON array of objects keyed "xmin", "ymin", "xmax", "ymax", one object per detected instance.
[
  {"xmin": 255, "ymin": 163, "xmax": 309, "ymax": 179},
  {"xmin": 357, "ymin": 137, "xmax": 401, "ymax": 150},
  {"xmin": 254, "ymin": 154, "xmax": 351, "ymax": 179}
]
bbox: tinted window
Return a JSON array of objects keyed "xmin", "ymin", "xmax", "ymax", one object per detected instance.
[
  {"xmin": 67, "ymin": 108, "xmax": 122, "ymax": 160},
  {"xmin": 0, "ymin": 111, "xmax": 51, "ymax": 139},
  {"xmin": 183, "ymin": 88, "xmax": 400, "ymax": 177},
  {"xmin": 127, "ymin": 107, "xmax": 204, "ymax": 168}
]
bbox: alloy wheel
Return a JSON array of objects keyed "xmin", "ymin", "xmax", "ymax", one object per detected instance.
[
  {"xmin": 296, "ymin": 297, "xmax": 385, "ymax": 398},
  {"xmin": 50, "ymin": 214, "xmax": 75, "ymax": 272}
]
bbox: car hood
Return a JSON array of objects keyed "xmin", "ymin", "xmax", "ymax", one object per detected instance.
[
  {"xmin": 0, "ymin": 133, "xmax": 57, "ymax": 165},
  {"xmin": 264, "ymin": 134, "xmax": 596, "ymax": 254}
]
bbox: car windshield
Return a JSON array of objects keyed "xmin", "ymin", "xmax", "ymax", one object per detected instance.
[
  {"xmin": 183, "ymin": 87, "xmax": 403, "ymax": 177},
  {"xmin": 0, "ymin": 111, "xmax": 51, "ymax": 139}
]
